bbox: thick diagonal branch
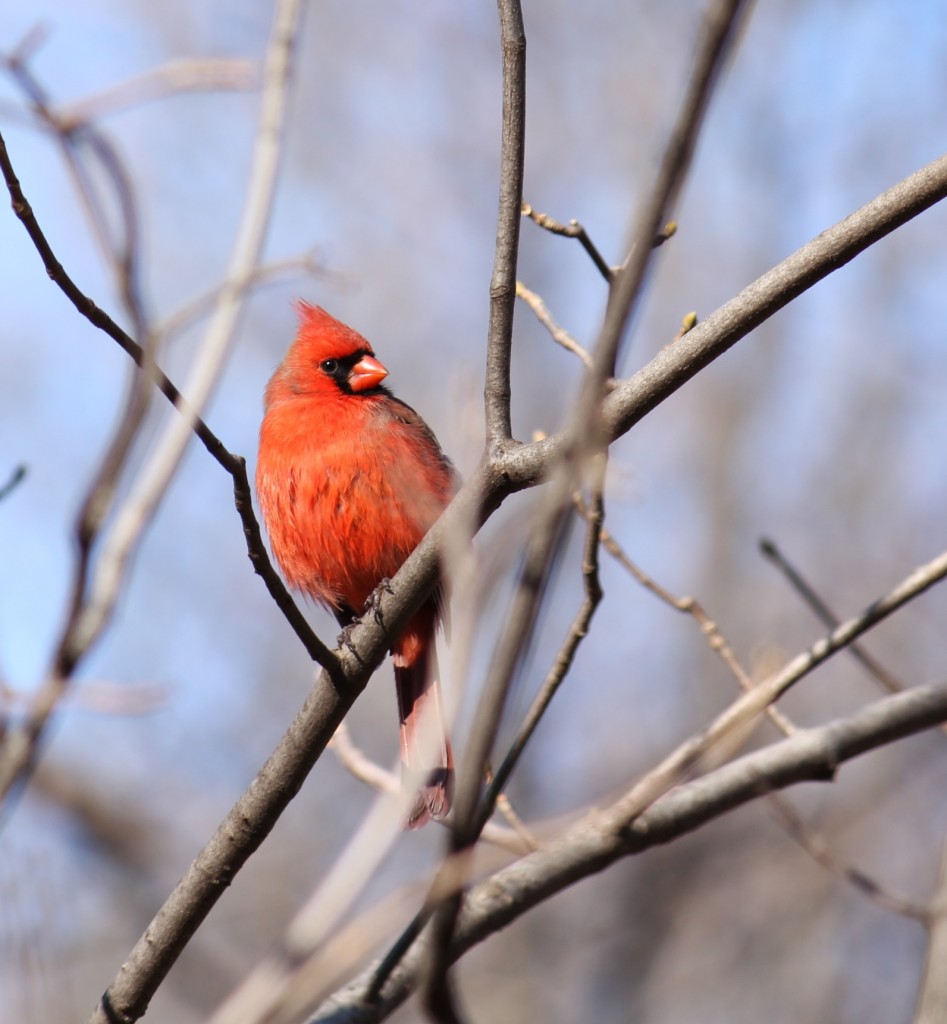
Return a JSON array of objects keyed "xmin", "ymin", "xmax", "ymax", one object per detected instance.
[{"xmin": 312, "ymin": 682, "xmax": 947, "ymax": 1023}]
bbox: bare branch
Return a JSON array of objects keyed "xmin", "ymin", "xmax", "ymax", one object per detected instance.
[
  {"xmin": 0, "ymin": 0, "xmax": 326, "ymax": 813},
  {"xmin": 581, "ymin": 497, "xmax": 795, "ymax": 737},
  {"xmin": 578, "ymin": 499, "xmax": 911, "ymax": 921},
  {"xmin": 424, "ymin": 492, "xmax": 571, "ymax": 1018},
  {"xmin": 760, "ymin": 536, "xmax": 908, "ymax": 695},
  {"xmin": 0, "ymin": 464, "xmax": 26, "ymax": 503},
  {"xmin": 492, "ymin": 152, "xmax": 947, "ymax": 492},
  {"xmin": 521, "ymin": 202, "xmax": 614, "ymax": 282},
  {"xmin": 576, "ymin": 499, "xmax": 915, "ymax": 917},
  {"xmin": 313, "ymin": 682, "xmax": 947, "ymax": 1022},
  {"xmin": 4, "ymin": 51, "xmax": 150, "ymax": 335},
  {"xmin": 0, "ymin": 65, "xmax": 160, "ymax": 802},
  {"xmin": 602, "ymin": 544, "xmax": 947, "ymax": 834},
  {"xmin": 515, "ymin": 280, "xmax": 594, "ymax": 370},
  {"xmin": 329, "ymin": 722, "xmax": 401, "ymax": 798},
  {"xmin": 491, "ymin": 787, "xmax": 538, "ymax": 852},
  {"xmin": 767, "ymin": 793, "xmax": 929, "ymax": 921},
  {"xmin": 483, "ymin": 0, "xmax": 526, "ymax": 449},
  {"xmin": 521, "ymin": 201, "xmax": 676, "ymax": 282},
  {"xmin": 55, "ymin": 58, "xmax": 257, "ymax": 126}
]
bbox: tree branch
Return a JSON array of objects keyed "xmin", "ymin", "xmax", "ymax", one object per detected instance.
[
  {"xmin": 312, "ymin": 682, "xmax": 947, "ymax": 1023},
  {"xmin": 483, "ymin": 0, "xmax": 526, "ymax": 449},
  {"xmin": 760, "ymin": 536, "xmax": 908, "ymax": 695},
  {"xmin": 515, "ymin": 280, "xmax": 594, "ymax": 369},
  {"xmin": 492, "ymin": 151, "xmax": 947, "ymax": 493},
  {"xmin": 520, "ymin": 202, "xmax": 615, "ymax": 282},
  {"xmin": 0, "ymin": 463, "xmax": 26, "ymax": 503}
]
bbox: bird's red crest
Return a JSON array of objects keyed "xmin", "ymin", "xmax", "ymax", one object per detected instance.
[{"xmin": 293, "ymin": 301, "xmax": 375, "ymax": 361}]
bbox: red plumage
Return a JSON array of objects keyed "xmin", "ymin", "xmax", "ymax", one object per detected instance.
[{"xmin": 256, "ymin": 302, "xmax": 455, "ymax": 827}]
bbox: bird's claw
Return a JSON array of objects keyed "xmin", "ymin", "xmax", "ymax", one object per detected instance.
[
  {"xmin": 337, "ymin": 621, "xmax": 363, "ymax": 663},
  {"xmin": 365, "ymin": 577, "xmax": 394, "ymax": 626}
]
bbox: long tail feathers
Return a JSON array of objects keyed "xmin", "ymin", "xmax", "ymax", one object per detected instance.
[{"xmin": 393, "ymin": 616, "xmax": 453, "ymax": 829}]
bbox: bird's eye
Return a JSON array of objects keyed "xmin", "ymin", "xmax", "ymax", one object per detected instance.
[{"xmin": 320, "ymin": 359, "xmax": 339, "ymax": 374}]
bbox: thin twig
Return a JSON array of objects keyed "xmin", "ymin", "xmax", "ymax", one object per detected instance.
[
  {"xmin": 492, "ymin": 789, "xmax": 538, "ymax": 851},
  {"xmin": 0, "ymin": 130, "xmax": 209, "ymax": 451},
  {"xmin": 56, "ymin": 58, "xmax": 257, "ymax": 126},
  {"xmin": 767, "ymin": 793, "xmax": 929, "ymax": 921},
  {"xmin": 329, "ymin": 722, "xmax": 401, "ymax": 797},
  {"xmin": 521, "ymin": 203, "xmax": 678, "ymax": 285},
  {"xmin": 760, "ymin": 537, "xmax": 908, "ymax": 695},
  {"xmin": 490, "ymin": 155, "xmax": 947, "ymax": 492},
  {"xmin": 575, "ymin": 500, "xmax": 916, "ymax": 919},
  {"xmin": 0, "ymin": 465, "xmax": 26, "ymax": 503},
  {"xmin": 5, "ymin": 55, "xmax": 150, "ymax": 336},
  {"xmin": 515, "ymin": 280, "xmax": 594, "ymax": 370},
  {"xmin": 521, "ymin": 202, "xmax": 615, "ymax": 282},
  {"xmin": 0, "ymin": 59, "xmax": 161, "ymax": 803},
  {"xmin": 574, "ymin": 496, "xmax": 914, "ymax": 914},
  {"xmin": 0, "ymin": 1, "xmax": 330, "ymax": 813}
]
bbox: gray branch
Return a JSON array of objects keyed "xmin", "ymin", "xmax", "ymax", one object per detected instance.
[{"xmin": 313, "ymin": 682, "xmax": 947, "ymax": 1023}]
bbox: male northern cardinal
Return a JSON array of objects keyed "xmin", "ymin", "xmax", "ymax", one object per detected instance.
[{"xmin": 256, "ymin": 303, "xmax": 455, "ymax": 827}]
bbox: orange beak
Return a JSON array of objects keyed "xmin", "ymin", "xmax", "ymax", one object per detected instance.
[{"xmin": 348, "ymin": 354, "xmax": 389, "ymax": 392}]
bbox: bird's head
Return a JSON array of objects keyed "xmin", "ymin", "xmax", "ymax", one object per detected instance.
[{"xmin": 275, "ymin": 302, "xmax": 390, "ymax": 398}]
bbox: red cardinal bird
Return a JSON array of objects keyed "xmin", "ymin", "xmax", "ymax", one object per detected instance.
[{"xmin": 256, "ymin": 303, "xmax": 455, "ymax": 827}]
